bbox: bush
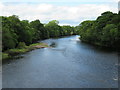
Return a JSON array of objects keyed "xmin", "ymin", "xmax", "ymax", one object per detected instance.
[{"xmin": 17, "ymin": 42, "xmax": 26, "ymax": 49}]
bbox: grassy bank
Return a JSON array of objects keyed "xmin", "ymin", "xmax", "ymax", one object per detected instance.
[{"xmin": 2, "ymin": 42, "xmax": 49, "ymax": 60}]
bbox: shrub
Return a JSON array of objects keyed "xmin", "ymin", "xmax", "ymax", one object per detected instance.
[{"xmin": 17, "ymin": 42, "xmax": 26, "ymax": 49}]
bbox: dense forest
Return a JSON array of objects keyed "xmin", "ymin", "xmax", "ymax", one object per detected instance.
[
  {"xmin": 76, "ymin": 11, "xmax": 120, "ymax": 49},
  {"xmin": 1, "ymin": 16, "xmax": 77, "ymax": 51},
  {"xmin": 1, "ymin": 11, "xmax": 120, "ymax": 52}
]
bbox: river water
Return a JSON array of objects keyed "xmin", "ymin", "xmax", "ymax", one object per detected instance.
[{"xmin": 2, "ymin": 35, "xmax": 118, "ymax": 88}]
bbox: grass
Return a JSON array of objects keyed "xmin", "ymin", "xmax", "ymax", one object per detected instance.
[
  {"xmin": 29, "ymin": 42, "xmax": 49, "ymax": 47},
  {"xmin": 6, "ymin": 48, "xmax": 29, "ymax": 56},
  {"xmin": 2, "ymin": 42, "xmax": 49, "ymax": 60},
  {"xmin": 2, "ymin": 53, "xmax": 11, "ymax": 60}
]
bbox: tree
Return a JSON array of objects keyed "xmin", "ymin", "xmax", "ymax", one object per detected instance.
[
  {"xmin": 77, "ymin": 11, "xmax": 120, "ymax": 48},
  {"xmin": 2, "ymin": 27, "xmax": 18, "ymax": 50},
  {"xmin": 2, "ymin": 15, "xmax": 77, "ymax": 51},
  {"xmin": 2, "ymin": 16, "xmax": 18, "ymax": 50},
  {"xmin": 45, "ymin": 20, "xmax": 60, "ymax": 37},
  {"xmin": 30, "ymin": 20, "xmax": 43, "ymax": 41},
  {"xmin": 20, "ymin": 20, "xmax": 33, "ymax": 45},
  {"xmin": 101, "ymin": 24, "xmax": 118, "ymax": 46}
]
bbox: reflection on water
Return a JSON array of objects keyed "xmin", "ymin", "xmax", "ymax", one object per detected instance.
[{"xmin": 3, "ymin": 35, "xmax": 118, "ymax": 88}]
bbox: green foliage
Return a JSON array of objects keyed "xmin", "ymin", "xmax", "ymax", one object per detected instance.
[
  {"xmin": 61, "ymin": 25, "xmax": 75, "ymax": 36},
  {"xmin": 77, "ymin": 11, "xmax": 120, "ymax": 48},
  {"xmin": 2, "ymin": 42, "xmax": 49, "ymax": 60},
  {"xmin": 29, "ymin": 43, "xmax": 48, "ymax": 47},
  {"xmin": 30, "ymin": 20, "xmax": 42, "ymax": 41},
  {"xmin": 1, "ymin": 14, "xmax": 78, "ymax": 60},
  {"xmin": 17, "ymin": 42, "xmax": 26, "ymax": 49},
  {"xmin": 2, "ymin": 15, "xmax": 78, "ymax": 51},
  {"xmin": 2, "ymin": 11, "xmax": 119, "ymax": 50},
  {"xmin": 2, "ymin": 11, "xmax": 119, "ymax": 60},
  {"xmin": 2, "ymin": 53, "xmax": 10, "ymax": 60},
  {"xmin": 2, "ymin": 27, "xmax": 18, "ymax": 50},
  {"xmin": 45, "ymin": 20, "xmax": 60, "ymax": 37},
  {"xmin": 2, "ymin": 16, "xmax": 18, "ymax": 50},
  {"xmin": 7, "ymin": 48, "xmax": 29, "ymax": 56},
  {"xmin": 20, "ymin": 20, "xmax": 33, "ymax": 44}
]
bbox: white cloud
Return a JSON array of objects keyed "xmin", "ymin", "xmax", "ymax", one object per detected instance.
[
  {"xmin": 0, "ymin": 3, "xmax": 118, "ymax": 26},
  {"xmin": 1, "ymin": 0, "xmax": 119, "ymax": 2}
]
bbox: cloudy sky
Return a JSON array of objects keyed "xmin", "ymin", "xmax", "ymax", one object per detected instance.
[{"xmin": 0, "ymin": 0, "xmax": 119, "ymax": 26}]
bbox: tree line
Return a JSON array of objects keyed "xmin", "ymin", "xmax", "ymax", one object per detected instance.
[
  {"xmin": 76, "ymin": 11, "xmax": 120, "ymax": 49},
  {"xmin": 1, "ymin": 11, "xmax": 119, "ymax": 51},
  {"xmin": 1, "ymin": 15, "xmax": 77, "ymax": 51}
]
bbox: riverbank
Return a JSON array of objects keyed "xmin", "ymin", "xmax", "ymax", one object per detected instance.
[{"xmin": 2, "ymin": 42, "xmax": 49, "ymax": 60}]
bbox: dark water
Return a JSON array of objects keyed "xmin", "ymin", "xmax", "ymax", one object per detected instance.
[{"xmin": 3, "ymin": 35, "xmax": 118, "ymax": 88}]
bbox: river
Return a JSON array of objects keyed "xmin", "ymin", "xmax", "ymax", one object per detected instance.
[{"xmin": 2, "ymin": 35, "xmax": 118, "ymax": 88}]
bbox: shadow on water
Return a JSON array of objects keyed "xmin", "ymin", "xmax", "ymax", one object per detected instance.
[
  {"xmin": 2, "ymin": 55, "xmax": 24, "ymax": 65},
  {"xmin": 77, "ymin": 41, "xmax": 117, "ymax": 53}
]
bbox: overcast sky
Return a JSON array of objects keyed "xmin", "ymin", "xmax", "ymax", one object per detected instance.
[{"xmin": 0, "ymin": 0, "xmax": 119, "ymax": 26}]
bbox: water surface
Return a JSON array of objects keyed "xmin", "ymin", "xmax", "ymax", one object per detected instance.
[{"xmin": 3, "ymin": 35, "xmax": 118, "ymax": 88}]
